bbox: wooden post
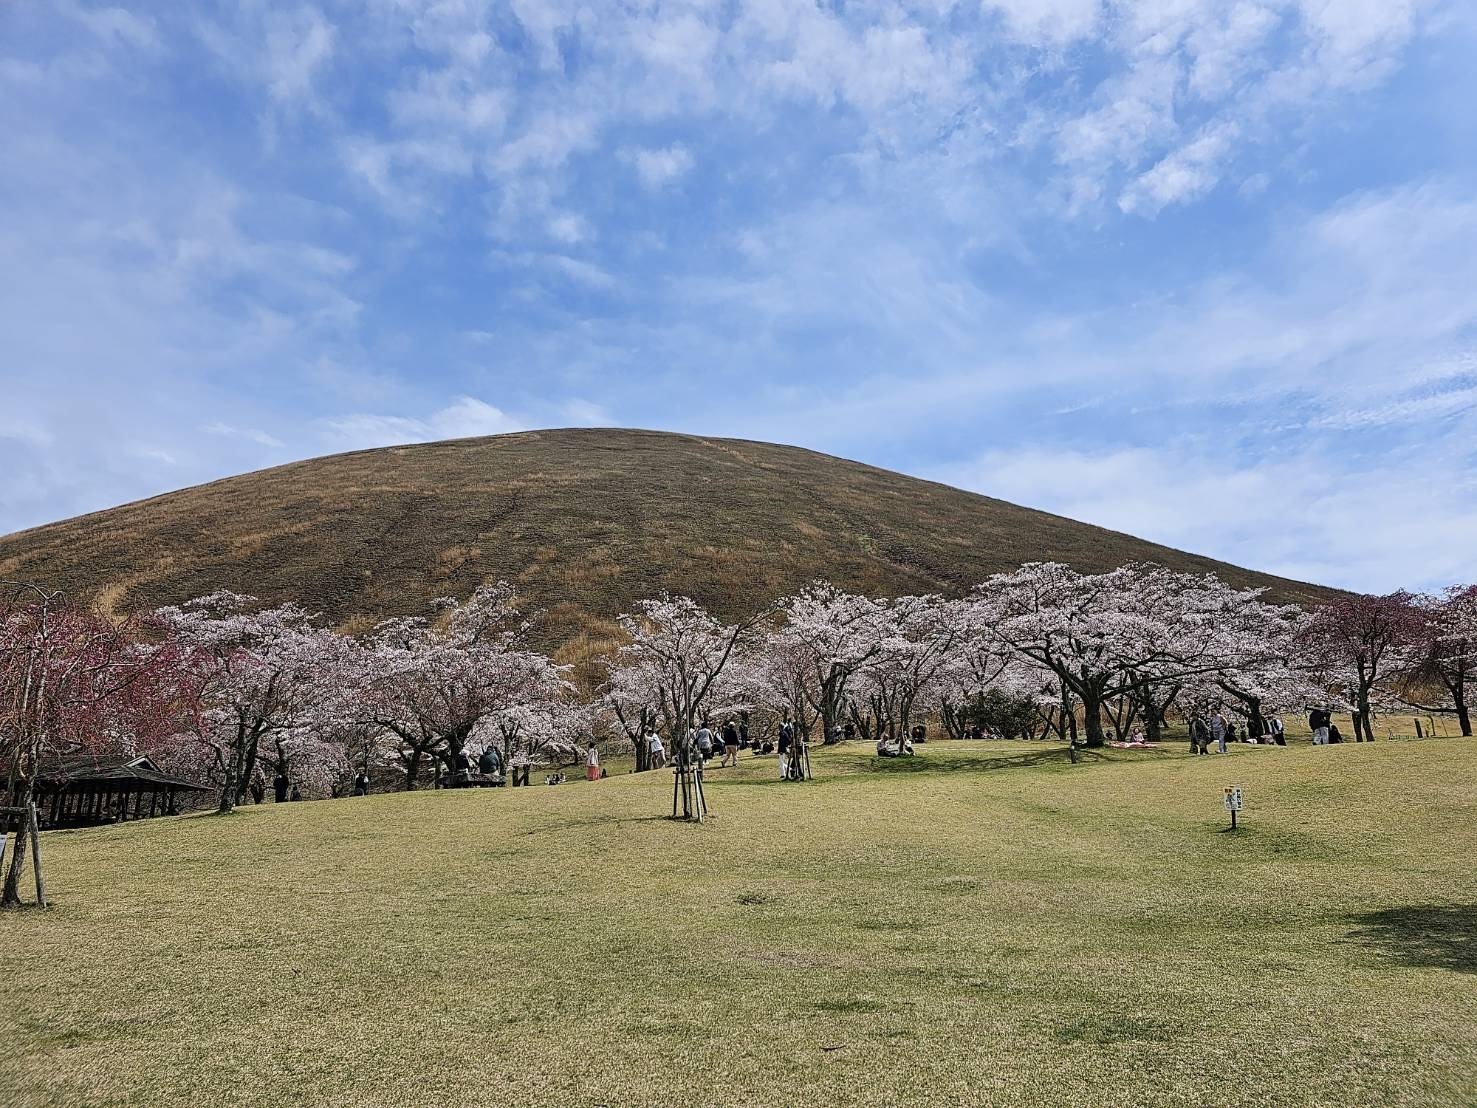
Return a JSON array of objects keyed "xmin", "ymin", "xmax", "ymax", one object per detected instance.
[{"xmin": 28, "ymin": 804, "xmax": 46, "ymax": 908}]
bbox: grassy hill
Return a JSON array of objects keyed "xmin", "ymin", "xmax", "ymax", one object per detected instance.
[
  {"xmin": 0, "ymin": 429, "xmax": 1333, "ymax": 654},
  {"xmin": 3, "ymin": 738, "xmax": 1473, "ymax": 1107}
]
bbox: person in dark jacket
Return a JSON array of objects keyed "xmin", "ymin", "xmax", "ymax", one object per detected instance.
[
  {"xmin": 1308, "ymin": 708, "xmax": 1331, "ymax": 745},
  {"xmin": 1191, "ymin": 716, "xmax": 1209, "ymax": 755}
]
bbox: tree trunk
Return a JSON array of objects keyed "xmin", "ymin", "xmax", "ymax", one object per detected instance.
[
  {"xmin": 1457, "ymin": 699, "xmax": 1472, "ymax": 738},
  {"xmin": 405, "ymin": 749, "xmax": 422, "ymax": 790},
  {"xmin": 1246, "ymin": 696, "xmax": 1264, "ymax": 741},
  {"xmin": 1080, "ymin": 688, "xmax": 1106, "ymax": 748},
  {"xmin": 2, "ymin": 782, "xmax": 35, "ymax": 907}
]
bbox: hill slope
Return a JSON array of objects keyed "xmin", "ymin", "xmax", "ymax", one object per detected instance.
[{"xmin": 0, "ymin": 428, "xmax": 1331, "ymax": 648}]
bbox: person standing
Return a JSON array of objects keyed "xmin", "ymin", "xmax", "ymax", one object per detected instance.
[
  {"xmin": 646, "ymin": 728, "xmax": 665, "ymax": 769},
  {"xmin": 777, "ymin": 723, "xmax": 792, "ymax": 779},
  {"xmin": 721, "ymin": 719, "xmax": 740, "ymax": 767},
  {"xmin": 1308, "ymin": 707, "xmax": 1331, "ymax": 745},
  {"xmin": 1211, "ymin": 710, "xmax": 1229, "ymax": 755},
  {"xmin": 695, "ymin": 723, "xmax": 714, "ymax": 762},
  {"xmin": 585, "ymin": 741, "xmax": 601, "ymax": 782},
  {"xmin": 1190, "ymin": 716, "xmax": 1208, "ymax": 755},
  {"xmin": 1268, "ymin": 716, "xmax": 1285, "ymax": 746}
]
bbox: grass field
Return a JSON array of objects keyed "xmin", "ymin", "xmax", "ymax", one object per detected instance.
[{"xmin": 3, "ymin": 738, "xmax": 1473, "ymax": 1107}]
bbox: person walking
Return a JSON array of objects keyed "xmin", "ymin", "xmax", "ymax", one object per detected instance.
[
  {"xmin": 695, "ymin": 723, "xmax": 714, "ymax": 762},
  {"xmin": 585, "ymin": 741, "xmax": 601, "ymax": 782},
  {"xmin": 1210, "ymin": 710, "xmax": 1228, "ymax": 755},
  {"xmin": 721, "ymin": 719, "xmax": 740, "ymax": 767}
]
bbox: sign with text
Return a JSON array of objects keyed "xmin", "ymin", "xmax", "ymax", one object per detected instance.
[{"xmin": 1224, "ymin": 786, "xmax": 1243, "ymax": 812}]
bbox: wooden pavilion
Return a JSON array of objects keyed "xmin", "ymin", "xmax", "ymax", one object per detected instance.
[{"xmin": 22, "ymin": 754, "xmax": 211, "ymax": 830}]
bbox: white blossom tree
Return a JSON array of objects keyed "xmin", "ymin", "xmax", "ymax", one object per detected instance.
[{"xmin": 157, "ymin": 592, "xmax": 342, "ymax": 813}]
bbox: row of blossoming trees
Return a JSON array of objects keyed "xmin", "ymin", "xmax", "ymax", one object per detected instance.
[{"xmin": 4, "ymin": 564, "xmax": 1474, "ymax": 839}]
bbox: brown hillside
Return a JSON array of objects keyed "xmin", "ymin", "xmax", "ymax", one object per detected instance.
[{"xmin": 0, "ymin": 429, "xmax": 1333, "ymax": 655}]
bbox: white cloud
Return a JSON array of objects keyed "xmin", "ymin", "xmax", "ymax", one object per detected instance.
[
  {"xmin": 562, "ymin": 398, "xmax": 614, "ymax": 426},
  {"xmin": 938, "ymin": 437, "xmax": 1477, "ymax": 594},
  {"xmin": 631, "ymin": 144, "xmax": 694, "ymax": 189},
  {"xmin": 983, "ymin": 0, "xmax": 1102, "ymax": 46},
  {"xmin": 1119, "ymin": 122, "xmax": 1239, "ymax": 215},
  {"xmin": 318, "ymin": 397, "xmax": 525, "ymax": 450},
  {"xmin": 203, "ymin": 422, "xmax": 287, "ymax": 449}
]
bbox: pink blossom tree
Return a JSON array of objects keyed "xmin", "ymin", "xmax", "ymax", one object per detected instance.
[
  {"xmin": 361, "ymin": 583, "xmax": 574, "ymax": 787},
  {"xmin": 1399, "ymin": 585, "xmax": 1476, "ymax": 736},
  {"xmin": 771, "ymin": 584, "xmax": 887, "ymax": 745},
  {"xmin": 612, "ymin": 594, "xmax": 762, "ymax": 752},
  {"xmin": 976, "ymin": 563, "xmax": 1260, "ymax": 749},
  {"xmin": 1, "ymin": 583, "xmax": 186, "ymax": 904},
  {"xmin": 1302, "ymin": 592, "xmax": 1422, "ymax": 742},
  {"xmin": 156, "ymin": 591, "xmax": 344, "ymax": 812}
]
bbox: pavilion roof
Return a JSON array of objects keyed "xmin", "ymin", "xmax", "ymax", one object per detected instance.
[{"xmin": 30, "ymin": 754, "xmax": 211, "ymax": 791}]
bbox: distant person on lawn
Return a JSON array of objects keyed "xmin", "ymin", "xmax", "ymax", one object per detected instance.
[
  {"xmin": 585, "ymin": 741, "xmax": 601, "ymax": 782},
  {"xmin": 1191, "ymin": 716, "xmax": 1209, "ymax": 755},
  {"xmin": 1269, "ymin": 715, "xmax": 1286, "ymax": 745},
  {"xmin": 721, "ymin": 719, "xmax": 740, "ymax": 767},
  {"xmin": 696, "ymin": 724, "xmax": 715, "ymax": 761},
  {"xmin": 478, "ymin": 746, "xmax": 502, "ymax": 779},
  {"xmin": 1211, "ymin": 710, "xmax": 1229, "ymax": 754},
  {"xmin": 1308, "ymin": 707, "xmax": 1331, "ymax": 745},
  {"xmin": 646, "ymin": 729, "xmax": 665, "ymax": 769}
]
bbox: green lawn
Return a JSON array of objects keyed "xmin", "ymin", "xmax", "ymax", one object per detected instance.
[{"xmin": 3, "ymin": 738, "xmax": 1474, "ymax": 1107}]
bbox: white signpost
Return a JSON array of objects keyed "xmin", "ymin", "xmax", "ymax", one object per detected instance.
[{"xmin": 1224, "ymin": 785, "xmax": 1243, "ymax": 830}]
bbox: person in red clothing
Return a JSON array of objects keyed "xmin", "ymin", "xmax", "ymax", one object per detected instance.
[{"xmin": 585, "ymin": 741, "xmax": 601, "ymax": 782}]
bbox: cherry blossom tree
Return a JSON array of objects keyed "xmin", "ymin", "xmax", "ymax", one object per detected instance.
[
  {"xmin": 1398, "ymin": 585, "xmax": 1476, "ymax": 736},
  {"xmin": 361, "ymin": 583, "xmax": 574, "ymax": 787},
  {"xmin": 976, "ymin": 563, "xmax": 1268, "ymax": 749},
  {"xmin": 599, "ymin": 654, "xmax": 666, "ymax": 772},
  {"xmin": 156, "ymin": 592, "xmax": 342, "ymax": 813},
  {"xmin": 771, "ymin": 584, "xmax": 887, "ymax": 744},
  {"xmin": 612, "ymin": 594, "xmax": 761, "ymax": 753},
  {"xmin": 1, "ymin": 583, "xmax": 186, "ymax": 905},
  {"xmin": 1302, "ymin": 592, "xmax": 1422, "ymax": 742}
]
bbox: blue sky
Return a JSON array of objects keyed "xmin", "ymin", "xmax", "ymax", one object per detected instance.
[{"xmin": 3, "ymin": 1, "xmax": 1475, "ymax": 593}]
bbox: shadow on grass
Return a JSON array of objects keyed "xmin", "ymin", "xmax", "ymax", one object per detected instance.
[
  {"xmin": 519, "ymin": 814, "xmax": 670, "ymax": 837},
  {"xmin": 1345, "ymin": 904, "xmax": 1477, "ymax": 973},
  {"xmin": 864, "ymin": 746, "xmax": 1111, "ymax": 776}
]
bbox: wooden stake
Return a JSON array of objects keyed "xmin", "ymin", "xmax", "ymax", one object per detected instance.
[{"xmin": 28, "ymin": 804, "xmax": 46, "ymax": 908}]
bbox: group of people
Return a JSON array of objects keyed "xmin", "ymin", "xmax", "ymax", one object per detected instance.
[
  {"xmin": 641, "ymin": 716, "xmax": 801, "ymax": 778},
  {"xmin": 1189, "ymin": 710, "xmax": 1288, "ymax": 755},
  {"xmin": 1307, "ymin": 708, "xmax": 1349, "ymax": 745}
]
